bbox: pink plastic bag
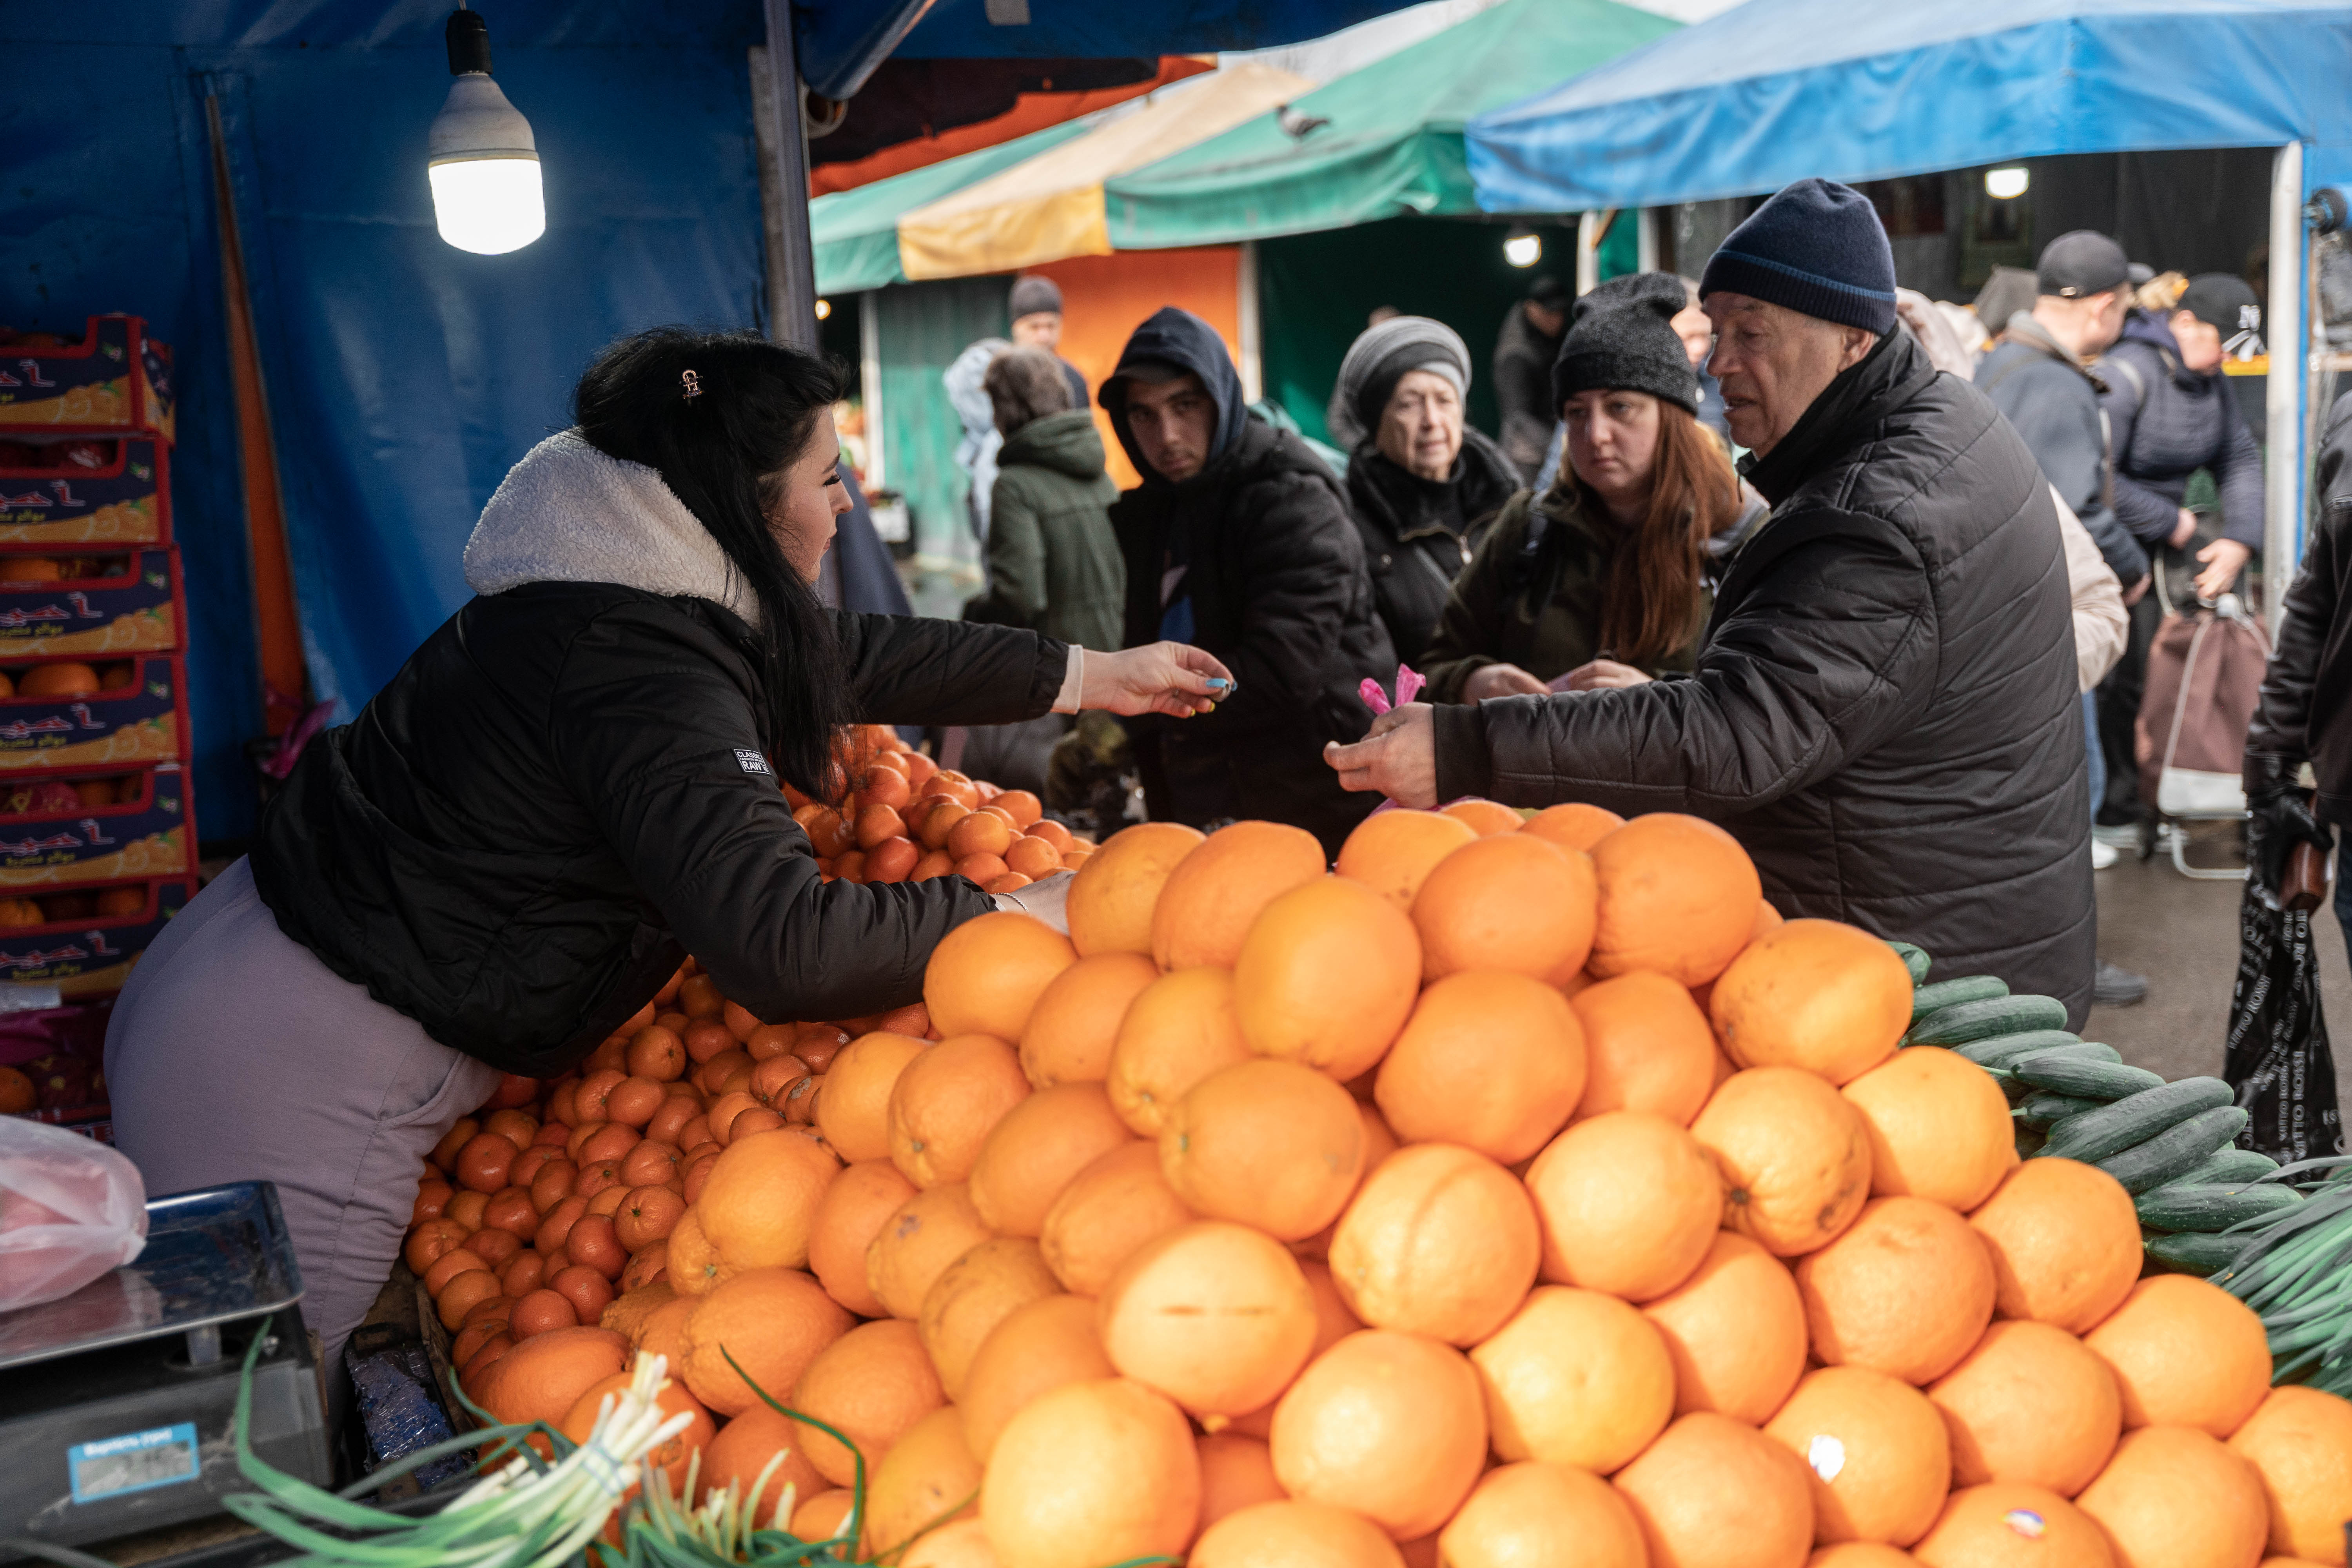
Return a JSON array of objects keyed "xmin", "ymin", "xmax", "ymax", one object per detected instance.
[{"xmin": 0, "ymin": 1116, "xmax": 147, "ymax": 1310}]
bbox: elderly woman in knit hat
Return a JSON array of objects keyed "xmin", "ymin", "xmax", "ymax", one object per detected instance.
[{"xmin": 1336, "ymin": 316, "xmax": 1521, "ymax": 663}]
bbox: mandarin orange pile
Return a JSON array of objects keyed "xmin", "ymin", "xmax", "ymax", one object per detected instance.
[{"xmin": 399, "ymin": 799, "xmax": 2352, "ymax": 1568}]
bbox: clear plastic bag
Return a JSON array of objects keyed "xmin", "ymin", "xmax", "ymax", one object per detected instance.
[{"xmin": 0, "ymin": 1116, "xmax": 147, "ymax": 1310}]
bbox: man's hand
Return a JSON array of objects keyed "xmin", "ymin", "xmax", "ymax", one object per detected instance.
[
  {"xmin": 2193, "ymin": 538, "xmax": 2252, "ymax": 602},
  {"xmin": 1323, "ymin": 703, "xmax": 1438, "ymax": 808},
  {"xmin": 2169, "ymin": 508, "xmax": 2200, "ymax": 550},
  {"xmin": 2121, "ymin": 573, "xmax": 2151, "ymax": 607},
  {"xmin": 1080, "ymin": 642, "xmax": 1235, "ymax": 717},
  {"xmin": 1564, "ymin": 659, "xmax": 1653, "ymax": 691},
  {"xmin": 1463, "ymin": 663, "xmax": 1548, "ymax": 701}
]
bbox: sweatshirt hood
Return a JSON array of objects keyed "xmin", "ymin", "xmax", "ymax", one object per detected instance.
[
  {"xmin": 2116, "ymin": 307, "xmax": 2207, "ymax": 383},
  {"xmin": 999, "ymin": 407, "xmax": 1108, "ymax": 479},
  {"xmin": 463, "ymin": 429, "xmax": 760, "ymax": 625},
  {"xmin": 1099, "ymin": 307, "xmax": 1247, "ymax": 486}
]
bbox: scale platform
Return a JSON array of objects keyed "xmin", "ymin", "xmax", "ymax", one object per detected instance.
[{"xmin": 0, "ymin": 1181, "xmax": 330, "ymax": 1557}]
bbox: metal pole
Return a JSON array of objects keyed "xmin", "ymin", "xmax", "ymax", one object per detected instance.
[
  {"xmin": 2265, "ymin": 140, "xmax": 2305, "ymax": 630},
  {"xmin": 1237, "ymin": 240, "xmax": 1263, "ymax": 404},
  {"xmin": 1575, "ymin": 212, "xmax": 1601, "ymax": 296},
  {"xmin": 759, "ymin": 0, "xmax": 819, "ymax": 350},
  {"xmin": 1635, "ymin": 208, "xmax": 1658, "ymax": 274}
]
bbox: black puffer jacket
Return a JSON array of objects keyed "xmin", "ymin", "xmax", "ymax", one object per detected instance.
[
  {"xmin": 1344, "ymin": 425, "xmax": 1519, "ymax": 666},
  {"xmin": 2246, "ymin": 391, "xmax": 2352, "ymax": 823},
  {"xmin": 1103, "ymin": 309, "xmax": 1394, "ymax": 854},
  {"xmin": 252, "ymin": 432, "xmax": 1063, "ymax": 1076},
  {"xmin": 1432, "ymin": 332, "xmax": 2095, "ymax": 1020},
  {"xmin": 2100, "ymin": 310, "xmax": 2264, "ymax": 550}
]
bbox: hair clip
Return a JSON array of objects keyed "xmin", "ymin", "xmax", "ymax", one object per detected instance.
[{"xmin": 681, "ymin": 369, "xmax": 703, "ymax": 400}]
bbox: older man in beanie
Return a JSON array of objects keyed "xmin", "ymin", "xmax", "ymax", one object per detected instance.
[
  {"xmin": 1336, "ymin": 316, "xmax": 1521, "ymax": 663},
  {"xmin": 1326, "ymin": 178, "xmax": 2095, "ymax": 1020}
]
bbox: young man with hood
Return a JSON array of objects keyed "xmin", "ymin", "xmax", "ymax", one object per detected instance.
[
  {"xmin": 1325, "ymin": 180, "xmax": 2095, "ymax": 1023},
  {"xmin": 1102, "ymin": 307, "xmax": 1396, "ymax": 854}
]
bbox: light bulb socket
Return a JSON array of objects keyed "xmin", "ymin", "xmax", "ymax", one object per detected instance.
[
  {"xmin": 429, "ymin": 73, "xmax": 538, "ymax": 162},
  {"xmin": 447, "ymin": 9, "xmax": 494, "ymax": 76}
]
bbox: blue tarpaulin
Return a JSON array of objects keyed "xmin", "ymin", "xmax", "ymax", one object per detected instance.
[{"xmin": 1464, "ymin": 0, "xmax": 2352, "ymax": 212}]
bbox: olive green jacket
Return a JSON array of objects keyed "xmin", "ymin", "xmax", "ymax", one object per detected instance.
[{"xmin": 965, "ymin": 410, "xmax": 1125, "ymax": 652}]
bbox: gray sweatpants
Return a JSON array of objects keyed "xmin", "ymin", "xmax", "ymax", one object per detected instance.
[{"xmin": 104, "ymin": 858, "xmax": 499, "ymax": 1385}]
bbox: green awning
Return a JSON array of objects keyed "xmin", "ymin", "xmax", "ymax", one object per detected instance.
[
  {"xmin": 1101, "ymin": 0, "xmax": 1678, "ymax": 249},
  {"xmin": 811, "ymin": 117, "xmax": 1095, "ymax": 294}
]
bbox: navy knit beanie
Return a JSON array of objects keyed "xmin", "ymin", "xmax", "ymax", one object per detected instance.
[
  {"xmin": 1700, "ymin": 178, "xmax": 1898, "ymax": 335},
  {"xmin": 1550, "ymin": 272, "xmax": 1699, "ymax": 416}
]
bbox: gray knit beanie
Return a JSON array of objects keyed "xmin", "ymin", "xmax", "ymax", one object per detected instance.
[
  {"xmin": 1550, "ymin": 272, "xmax": 1700, "ymax": 416},
  {"xmin": 1335, "ymin": 316, "xmax": 1472, "ymax": 437},
  {"xmin": 1008, "ymin": 276, "xmax": 1064, "ymax": 321}
]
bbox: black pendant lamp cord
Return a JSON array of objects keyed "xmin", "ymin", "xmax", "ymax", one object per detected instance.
[{"xmin": 446, "ymin": 7, "xmax": 493, "ymax": 76}]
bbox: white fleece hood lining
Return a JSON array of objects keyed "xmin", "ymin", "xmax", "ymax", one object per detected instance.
[{"xmin": 462, "ymin": 429, "xmax": 762, "ymax": 625}]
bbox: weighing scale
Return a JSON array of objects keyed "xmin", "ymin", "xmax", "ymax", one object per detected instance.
[{"xmin": 0, "ymin": 1182, "xmax": 331, "ymax": 1557}]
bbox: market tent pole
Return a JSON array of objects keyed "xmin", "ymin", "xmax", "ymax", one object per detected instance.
[
  {"xmin": 2267, "ymin": 140, "xmax": 2307, "ymax": 630},
  {"xmin": 760, "ymin": 0, "xmax": 820, "ymax": 350}
]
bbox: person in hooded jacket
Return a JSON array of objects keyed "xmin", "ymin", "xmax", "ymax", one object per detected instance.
[
  {"xmin": 1326, "ymin": 180, "xmax": 2095, "ymax": 1022},
  {"xmin": 100, "ymin": 327, "xmax": 1229, "ymax": 1381},
  {"xmin": 1335, "ymin": 315, "xmax": 1519, "ymax": 664},
  {"xmin": 1102, "ymin": 307, "xmax": 1395, "ymax": 854},
  {"xmin": 964, "ymin": 346, "xmax": 1123, "ymax": 651}
]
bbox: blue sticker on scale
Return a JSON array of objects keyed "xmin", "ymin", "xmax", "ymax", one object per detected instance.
[{"xmin": 67, "ymin": 1423, "xmax": 200, "ymax": 1503}]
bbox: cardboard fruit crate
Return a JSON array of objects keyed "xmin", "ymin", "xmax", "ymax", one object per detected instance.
[
  {"xmin": 0, "ymin": 548, "xmax": 181, "ymax": 657},
  {"xmin": 0, "ymin": 316, "xmax": 175, "ymax": 442},
  {"xmin": 0, "ymin": 764, "xmax": 192, "ymax": 888},
  {"xmin": 0, "ymin": 874, "xmax": 194, "ymax": 998},
  {"xmin": 0, "ymin": 435, "xmax": 169, "ymax": 548},
  {"xmin": 0, "ymin": 654, "xmax": 185, "ymax": 772}
]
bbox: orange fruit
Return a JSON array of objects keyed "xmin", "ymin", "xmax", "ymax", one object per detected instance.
[
  {"xmin": 866, "ymin": 1181, "xmax": 992, "ymax": 1321},
  {"xmin": 1065, "ymin": 821, "xmax": 1205, "ymax": 956},
  {"xmin": 1965, "ymin": 1159, "xmax": 2141, "ymax": 1334},
  {"xmin": 1410, "ymin": 833, "xmax": 1596, "ymax": 984},
  {"xmin": 1442, "ymin": 798, "xmax": 1523, "ymax": 836},
  {"xmin": 1440, "ymin": 1461, "xmax": 1646, "ymax": 1568},
  {"xmin": 1471, "ymin": 1285, "xmax": 1674, "ymax": 1474},
  {"xmin": 895, "ymin": 1519, "xmax": 998, "ymax": 1568},
  {"xmin": 1018, "ymin": 952, "xmax": 1158, "ymax": 1088},
  {"xmin": 2082, "ymin": 1275, "xmax": 2274, "ymax": 1437},
  {"xmin": 2227, "ymin": 1386, "xmax": 2352, "ymax": 1563},
  {"xmin": 1270, "ymin": 1330, "xmax": 1487, "ymax": 1540},
  {"xmin": 979, "ymin": 1377, "xmax": 1200, "ymax": 1568},
  {"xmin": 694, "ymin": 1126, "xmax": 839, "ymax": 1270},
  {"xmin": 1107, "ymin": 966, "xmax": 1251, "ymax": 1136},
  {"xmin": 1038, "ymin": 1140, "xmax": 1194, "ymax": 1296},
  {"xmin": 807, "ymin": 1158, "xmax": 918, "ymax": 1316},
  {"xmin": 1098, "ymin": 1219, "xmax": 1318, "ymax": 1418},
  {"xmin": 1842, "ymin": 1048, "xmax": 2014, "ymax": 1210},
  {"xmin": 1372, "ymin": 971, "xmax": 1587, "ymax": 1163},
  {"xmin": 1808, "ymin": 1548, "xmax": 1922, "ymax": 1568},
  {"xmin": 1612, "ymin": 1411, "xmax": 1817, "ymax": 1568},
  {"xmin": 864, "ymin": 1405, "xmax": 981, "ymax": 1557},
  {"xmin": 889, "ymin": 1032, "xmax": 1031, "ymax": 1188},
  {"xmin": 1692, "ymin": 1066, "xmax": 1873, "ymax": 1256},
  {"xmin": 924, "ymin": 911, "xmax": 1075, "ymax": 1041},
  {"xmin": 918, "ymin": 1236, "xmax": 1061, "ymax": 1398},
  {"xmin": 2076, "ymin": 1425, "xmax": 2270, "ymax": 1568},
  {"xmin": 967, "ymin": 1082, "xmax": 1132, "ymax": 1238},
  {"xmin": 1588, "ymin": 814, "xmax": 1761, "ymax": 985},
  {"xmin": 788, "ymin": 1318, "xmax": 945, "ymax": 1486},
  {"xmin": 958, "ymin": 1292, "xmax": 1117, "ymax": 1461},
  {"xmin": 635, "ymin": 1293, "xmax": 698, "ymax": 1369},
  {"xmin": 1233, "ymin": 877, "xmax": 1423, "ymax": 1082},
  {"xmin": 1766, "ymin": 1366, "xmax": 1953, "ymax": 1546},
  {"xmin": 1519, "ymin": 801, "xmax": 1627, "ymax": 853},
  {"xmin": 475, "ymin": 1325, "xmax": 629, "ymax": 1430},
  {"xmin": 693, "ymin": 1401, "xmax": 826, "ymax": 1523},
  {"xmin": 1912, "ymin": 1482, "xmax": 2115, "ymax": 1568},
  {"xmin": 1193, "ymin": 1500, "xmax": 1405, "ymax": 1566},
  {"xmin": 1929, "ymin": 1320, "xmax": 2120, "ymax": 1497},
  {"xmin": 600, "ymin": 1281, "xmax": 673, "ymax": 1343},
  {"xmin": 1336, "ymin": 809, "xmax": 1479, "ymax": 909},
  {"xmin": 1150, "ymin": 820, "xmax": 1327, "ymax": 970},
  {"xmin": 815, "ymin": 1032, "xmax": 930, "ymax": 1162},
  {"xmin": 793, "ymin": 1488, "xmax": 856, "ymax": 1543},
  {"xmin": 1711, "ymin": 919, "xmax": 1912, "ymax": 1085},
  {"xmin": 1226, "ymin": 1259, "xmax": 1367, "ymax": 1439},
  {"xmin": 677, "ymin": 1265, "xmax": 853, "ymax": 1417},
  {"xmin": 1160, "ymin": 1058, "xmax": 1365, "ymax": 1241},
  {"xmin": 1797, "ymin": 1198, "xmax": 1997, "ymax": 1386},
  {"xmin": 1327, "ymin": 1142, "xmax": 1540, "ymax": 1346},
  {"xmin": 19, "ymin": 662, "xmax": 100, "ymax": 698},
  {"xmin": 1195, "ymin": 1432, "xmax": 1287, "ymax": 1533},
  {"xmin": 1641, "ymin": 1229, "xmax": 1808, "ymax": 1423},
  {"xmin": 1569, "ymin": 971, "xmax": 1718, "ymax": 1127},
  {"xmin": 1522, "ymin": 1110, "xmax": 1719, "ymax": 1301}
]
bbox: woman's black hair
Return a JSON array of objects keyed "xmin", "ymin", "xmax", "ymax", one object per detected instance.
[{"xmin": 573, "ymin": 326, "xmax": 854, "ymax": 800}]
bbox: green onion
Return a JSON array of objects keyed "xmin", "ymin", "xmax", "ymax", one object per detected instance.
[{"xmin": 2215, "ymin": 1162, "xmax": 2352, "ymax": 1397}]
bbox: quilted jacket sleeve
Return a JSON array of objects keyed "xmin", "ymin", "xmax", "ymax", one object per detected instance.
[{"xmin": 827, "ymin": 609, "xmax": 1068, "ymax": 727}]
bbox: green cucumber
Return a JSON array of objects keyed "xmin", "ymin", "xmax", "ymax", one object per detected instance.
[
  {"xmin": 1904, "ymin": 994, "xmax": 2070, "ymax": 1047},
  {"xmin": 2134, "ymin": 1182, "xmax": 2303, "ymax": 1232},
  {"xmin": 2142, "ymin": 1230, "xmax": 2249, "ymax": 1276},
  {"xmin": 2018, "ymin": 1092, "xmax": 2105, "ymax": 1127},
  {"xmin": 2038, "ymin": 1076, "xmax": 2232, "ymax": 1161},
  {"xmin": 2011, "ymin": 1054, "xmax": 2168, "ymax": 1102},
  {"xmin": 2098, "ymin": 1106, "xmax": 2253, "ymax": 1195},
  {"xmin": 1888, "ymin": 942, "xmax": 1931, "ymax": 984},
  {"xmin": 1909, "ymin": 975, "xmax": 2008, "ymax": 1024},
  {"xmin": 1955, "ymin": 1030, "xmax": 2083, "ymax": 1069},
  {"xmin": 2169, "ymin": 1149, "xmax": 2281, "ymax": 1187}
]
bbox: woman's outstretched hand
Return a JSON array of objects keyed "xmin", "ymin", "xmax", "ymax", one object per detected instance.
[
  {"xmin": 1323, "ymin": 703, "xmax": 1437, "ymax": 807},
  {"xmin": 1081, "ymin": 642, "xmax": 1237, "ymax": 718}
]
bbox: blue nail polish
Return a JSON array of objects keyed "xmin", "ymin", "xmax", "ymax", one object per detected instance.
[{"xmin": 1204, "ymin": 678, "xmax": 1233, "ymax": 691}]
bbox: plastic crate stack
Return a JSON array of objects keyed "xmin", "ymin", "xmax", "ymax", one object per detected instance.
[{"xmin": 0, "ymin": 315, "xmax": 195, "ymax": 1109}]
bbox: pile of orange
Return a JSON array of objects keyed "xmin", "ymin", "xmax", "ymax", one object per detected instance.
[{"xmin": 398, "ymin": 799, "xmax": 2352, "ymax": 1568}]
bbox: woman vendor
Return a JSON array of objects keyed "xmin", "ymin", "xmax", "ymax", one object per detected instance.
[{"xmin": 103, "ymin": 327, "xmax": 1229, "ymax": 1374}]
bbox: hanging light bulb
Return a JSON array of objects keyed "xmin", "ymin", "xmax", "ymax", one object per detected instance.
[
  {"xmin": 1983, "ymin": 167, "xmax": 2030, "ymax": 201},
  {"xmin": 428, "ymin": 8, "xmax": 545, "ymax": 254},
  {"xmin": 1503, "ymin": 225, "xmax": 1543, "ymax": 269}
]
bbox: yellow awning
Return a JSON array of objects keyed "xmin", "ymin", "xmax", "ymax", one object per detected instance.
[{"xmin": 895, "ymin": 63, "xmax": 1316, "ymax": 282}]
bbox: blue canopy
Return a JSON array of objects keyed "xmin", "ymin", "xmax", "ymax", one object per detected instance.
[{"xmin": 1465, "ymin": 0, "xmax": 2352, "ymax": 212}]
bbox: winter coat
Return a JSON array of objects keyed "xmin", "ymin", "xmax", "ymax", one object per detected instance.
[
  {"xmin": 1102, "ymin": 308, "xmax": 1395, "ymax": 855},
  {"xmin": 1430, "ymin": 330, "xmax": 2096, "ymax": 1022},
  {"xmin": 250, "ymin": 431, "xmax": 1065, "ymax": 1076},
  {"xmin": 1492, "ymin": 303, "xmax": 1564, "ymax": 481},
  {"xmin": 2315, "ymin": 386, "xmax": 2352, "ymax": 509},
  {"xmin": 1977, "ymin": 313, "xmax": 2150, "ymax": 586},
  {"xmin": 1344, "ymin": 425, "xmax": 1520, "ymax": 666},
  {"xmin": 965, "ymin": 409, "xmax": 1125, "ymax": 652},
  {"xmin": 2247, "ymin": 479, "xmax": 2352, "ymax": 825},
  {"xmin": 2099, "ymin": 310, "xmax": 2264, "ymax": 549}
]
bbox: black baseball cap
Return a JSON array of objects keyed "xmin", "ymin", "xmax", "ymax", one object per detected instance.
[
  {"xmin": 1528, "ymin": 276, "xmax": 1570, "ymax": 310},
  {"xmin": 2176, "ymin": 273, "xmax": 2261, "ymax": 336},
  {"xmin": 2036, "ymin": 230, "xmax": 2131, "ymax": 298}
]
